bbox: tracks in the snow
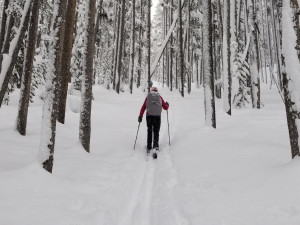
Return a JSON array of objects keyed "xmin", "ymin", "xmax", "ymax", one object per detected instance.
[{"xmin": 118, "ymin": 147, "xmax": 189, "ymax": 225}]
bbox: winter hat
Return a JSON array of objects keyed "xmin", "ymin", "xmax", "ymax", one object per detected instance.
[
  {"xmin": 151, "ymin": 86, "xmax": 158, "ymax": 92},
  {"xmin": 148, "ymin": 81, "xmax": 153, "ymax": 86}
]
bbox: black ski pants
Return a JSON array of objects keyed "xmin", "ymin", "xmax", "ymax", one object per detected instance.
[{"xmin": 146, "ymin": 115, "xmax": 161, "ymax": 150}]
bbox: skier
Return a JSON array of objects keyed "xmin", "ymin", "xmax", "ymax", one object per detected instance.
[{"xmin": 138, "ymin": 86, "xmax": 169, "ymax": 158}]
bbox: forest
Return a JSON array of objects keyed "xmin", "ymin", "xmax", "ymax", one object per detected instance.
[
  {"xmin": 0, "ymin": 0, "xmax": 300, "ymax": 171},
  {"xmin": 1, "ymin": 0, "xmax": 300, "ymax": 224}
]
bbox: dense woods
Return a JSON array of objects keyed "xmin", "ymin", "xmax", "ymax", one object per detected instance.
[{"xmin": 0, "ymin": 0, "xmax": 300, "ymax": 172}]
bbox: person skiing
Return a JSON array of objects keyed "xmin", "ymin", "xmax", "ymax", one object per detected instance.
[{"xmin": 138, "ymin": 86, "xmax": 169, "ymax": 157}]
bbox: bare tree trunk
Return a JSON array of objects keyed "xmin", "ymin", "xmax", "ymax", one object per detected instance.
[
  {"xmin": 113, "ymin": 4, "xmax": 120, "ymax": 90},
  {"xmin": 39, "ymin": 0, "xmax": 68, "ymax": 173},
  {"xmin": 281, "ymin": 0, "xmax": 300, "ymax": 158},
  {"xmin": 269, "ymin": 0, "xmax": 282, "ymax": 88},
  {"xmin": 223, "ymin": 0, "xmax": 231, "ymax": 114},
  {"xmin": 57, "ymin": 0, "xmax": 77, "ymax": 124},
  {"xmin": 178, "ymin": 0, "xmax": 184, "ymax": 97},
  {"xmin": 1, "ymin": 13, "xmax": 14, "ymax": 55},
  {"xmin": 163, "ymin": 4, "xmax": 166, "ymax": 87},
  {"xmin": 16, "ymin": 0, "xmax": 41, "ymax": 135},
  {"xmin": 187, "ymin": 0, "xmax": 191, "ymax": 94},
  {"xmin": 79, "ymin": 0, "xmax": 96, "ymax": 152},
  {"xmin": 0, "ymin": 0, "xmax": 9, "ymax": 52},
  {"xmin": 203, "ymin": 0, "xmax": 216, "ymax": 128},
  {"xmin": 249, "ymin": 0, "xmax": 260, "ymax": 109},
  {"xmin": 116, "ymin": 0, "xmax": 125, "ymax": 93},
  {"xmin": 137, "ymin": 0, "xmax": 143, "ymax": 88},
  {"xmin": 129, "ymin": 0, "xmax": 136, "ymax": 94},
  {"xmin": 147, "ymin": 0, "xmax": 151, "ymax": 91},
  {"xmin": 169, "ymin": 0, "xmax": 174, "ymax": 91},
  {"xmin": 166, "ymin": 2, "xmax": 169, "ymax": 87}
]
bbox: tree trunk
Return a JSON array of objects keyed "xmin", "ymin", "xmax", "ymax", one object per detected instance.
[
  {"xmin": 1, "ymin": 13, "xmax": 14, "ymax": 55},
  {"xmin": 129, "ymin": 0, "xmax": 136, "ymax": 94},
  {"xmin": 187, "ymin": 0, "xmax": 191, "ymax": 94},
  {"xmin": 178, "ymin": 0, "xmax": 184, "ymax": 97},
  {"xmin": 16, "ymin": 0, "xmax": 41, "ymax": 135},
  {"xmin": 113, "ymin": 4, "xmax": 120, "ymax": 90},
  {"xmin": 223, "ymin": 0, "xmax": 232, "ymax": 114},
  {"xmin": 203, "ymin": 0, "xmax": 216, "ymax": 128},
  {"xmin": 116, "ymin": 0, "xmax": 125, "ymax": 93},
  {"xmin": 39, "ymin": 0, "xmax": 68, "ymax": 173},
  {"xmin": 137, "ymin": 0, "xmax": 143, "ymax": 88},
  {"xmin": 170, "ymin": 0, "xmax": 174, "ymax": 91},
  {"xmin": 249, "ymin": 0, "xmax": 260, "ymax": 109},
  {"xmin": 147, "ymin": 0, "xmax": 151, "ymax": 91},
  {"xmin": 79, "ymin": 0, "xmax": 96, "ymax": 152},
  {"xmin": 0, "ymin": 0, "xmax": 9, "ymax": 52},
  {"xmin": 57, "ymin": 0, "xmax": 77, "ymax": 124}
]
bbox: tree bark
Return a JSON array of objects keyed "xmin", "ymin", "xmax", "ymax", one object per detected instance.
[
  {"xmin": 129, "ymin": 0, "xmax": 136, "ymax": 94},
  {"xmin": 57, "ymin": 0, "xmax": 77, "ymax": 124},
  {"xmin": 79, "ymin": 0, "xmax": 96, "ymax": 152},
  {"xmin": 170, "ymin": 0, "xmax": 174, "ymax": 91},
  {"xmin": 16, "ymin": 0, "xmax": 41, "ymax": 135},
  {"xmin": 178, "ymin": 0, "xmax": 184, "ymax": 97},
  {"xmin": 39, "ymin": 0, "xmax": 68, "ymax": 173},
  {"xmin": 223, "ymin": 0, "xmax": 232, "ymax": 114},
  {"xmin": 0, "ymin": 0, "xmax": 9, "ymax": 52},
  {"xmin": 116, "ymin": 0, "xmax": 125, "ymax": 93},
  {"xmin": 147, "ymin": 0, "xmax": 151, "ymax": 91},
  {"xmin": 137, "ymin": 0, "xmax": 143, "ymax": 88},
  {"xmin": 203, "ymin": 0, "xmax": 216, "ymax": 128}
]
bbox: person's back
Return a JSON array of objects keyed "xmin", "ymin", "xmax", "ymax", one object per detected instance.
[
  {"xmin": 138, "ymin": 86, "xmax": 169, "ymax": 155},
  {"xmin": 146, "ymin": 91, "xmax": 162, "ymax": 116}
]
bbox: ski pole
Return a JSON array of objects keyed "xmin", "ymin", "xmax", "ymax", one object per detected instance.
[
  {"xmin": 134, "ymin": 122, "xmax": 141, "ymax": 150},
  {"xmin": 167, "ymin": 110, "xmax": 170, "ymax": 146}
]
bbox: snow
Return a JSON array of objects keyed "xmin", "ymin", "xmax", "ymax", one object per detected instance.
[
  {"xmin": 0, "ymin": 0, "xmax": 31, "ymax": 90},
  {"xmin": 282, "ymin": 0, "xmax": 300, "ymax": 91},
  {"xmin": 0, "ymin": 83, "xmax": 299, "ymax": 225}
]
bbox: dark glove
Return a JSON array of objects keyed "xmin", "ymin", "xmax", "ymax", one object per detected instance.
[
  {"xmin": 166, "ymin": 102, "xmax": 169, "ymax": 107},
  {"xmin": 138, "ymin": 116, "xmax": 142, "ymax": 123}
]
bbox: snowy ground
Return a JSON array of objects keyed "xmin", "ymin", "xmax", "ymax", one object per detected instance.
[{"xmin": 0, "ymin": 83, "xmax": 300, "ymax": 225}]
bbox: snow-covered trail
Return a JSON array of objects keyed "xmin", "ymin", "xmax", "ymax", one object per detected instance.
[
  {"xmin": 1, "ymin": 84, "xmax": 300, "ymax": 225},
  {"xmin": 116, "ymin": 105, "xmax": 190, "ymax": 225}
]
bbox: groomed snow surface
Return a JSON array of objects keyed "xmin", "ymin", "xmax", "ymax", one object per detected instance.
[{"xmin": 0, "ymin": 83, "xmax": 300, "ymax": 225}]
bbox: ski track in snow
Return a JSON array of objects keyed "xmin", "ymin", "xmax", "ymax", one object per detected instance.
[
  {"xmin": 118, "ymin": 151, "xmax": 156, "ymax": 225},
  {"xmin": 117, "ymin": 96, "xmax": 190, "ymax": 225}
]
